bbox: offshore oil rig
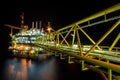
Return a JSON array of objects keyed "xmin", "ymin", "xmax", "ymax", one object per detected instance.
[
  {"xmin": 5, "ymin": 3, "xmax": 120, "ymax": 80},
  {"xmin": 5, "ymin": 12, "xmax": 55, "ymax": 58}
]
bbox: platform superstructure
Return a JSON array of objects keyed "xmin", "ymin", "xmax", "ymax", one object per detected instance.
[{"xmin": 5, "ymin": 13, "xmax": 55, "ymax": 58}]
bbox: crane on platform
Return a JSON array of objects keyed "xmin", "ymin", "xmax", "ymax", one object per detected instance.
[
  {"xmin": 4, "ymin": 24, "xmax": 28, "ymax": 37},
  {"xmin": 4, "ymin": 12, "xmax": 28, "ymax": 37},
  {"xmin": 4, "ymin": 24, "xmax": 22, "ymax": 37}
]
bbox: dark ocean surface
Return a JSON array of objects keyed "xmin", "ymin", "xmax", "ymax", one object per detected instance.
[{"xmin": 0, "ymin": 51, "xmax": 105, "ymax": 80}]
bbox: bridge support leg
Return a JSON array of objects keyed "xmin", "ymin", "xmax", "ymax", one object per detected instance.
[
  {"xmin": 55, "ymin": 52, "xmax": 59, "ymax": 57},
  {"xmin": 68, "ymin": 56, "xmax": 74, "ymax": 64},
  {"xmin": 108, "ymin": 69, "xmax": 112, "ymax": 80},
  {"xmin": 60, "ymin": 53, "xmax": 65, "ymax": 60},
  {"xmin": 81, "ymin": 60, "xmax": 88, "ymax": 71}
]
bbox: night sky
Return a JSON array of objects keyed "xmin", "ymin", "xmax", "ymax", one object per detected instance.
[
  {"xmin": 0, "ymin": 0, "xmax": 119, "ymax": 27},
  {"xmin": 0, "ymin": 0, "xmax": 120, "ymax": 53}
]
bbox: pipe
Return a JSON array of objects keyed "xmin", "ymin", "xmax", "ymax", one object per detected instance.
[
  {"xmin": 36, "ymin": 44, "xmax": 120, "ymax": 73},
  {"xmin": 32, "ymin": 21, "xmax": 34, "ymax": 28}
]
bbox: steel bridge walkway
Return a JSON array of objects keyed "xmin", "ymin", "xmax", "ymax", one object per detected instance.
[
  {"xmin": 34, "ymin": 3, "xmax": 120, "ymax": 80},
  {"xmin": 5, "ymin": 3, "xmax": 120, "ymax": 80}
]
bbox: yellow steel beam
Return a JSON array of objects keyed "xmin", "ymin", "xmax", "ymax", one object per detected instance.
[
  {"xmin": 72, "ymin": 26, "xmax": 76, "ymax": 46},
  {"xmin": 59, "ymin": 33, "xmax": 70, "ymax": 46},
  {"xmin": 77, "ymin": 25, "xmax": 102, "ymax": 50},
  {"xmin": 56, "ymin": 3, "xmax": 120, "ymax": 32},
  {"xmin": 67, "ymin": 52, "xmax": 120, "ymax": 73},
  {"xmin": 108, "ymin": 69, "xmax": 112, "ymax": 80},
  {"xmin": 68, "ymin": 56, "xmax": 74, "ymax": 64},
  {"xmin": 60, "ymin": 26, "xmax": 74, "ymax": 44},
  {"xmin": 109, "ymin": 33, "xmax": 120, "ymax": 51},
  {"xmin": 85, "ymin": 20, "xmax": 120, "ymax": 56},
  {"xmin": 81, "ymin": 60, "xmax": 88, "ymax": 70},
  {"xmin": 76, "ymin": 25, "xmax": 83, "ymax": 56}
]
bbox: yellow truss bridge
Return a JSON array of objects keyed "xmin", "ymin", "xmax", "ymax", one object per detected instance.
[{"xmin": 5, "ymin": 3, "xmax": 120, "ymax": 80}]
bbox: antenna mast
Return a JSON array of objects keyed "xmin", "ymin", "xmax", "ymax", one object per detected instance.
[{"xmin": 20, "ymin": 12, "xmax": 24, "ymax": 28}]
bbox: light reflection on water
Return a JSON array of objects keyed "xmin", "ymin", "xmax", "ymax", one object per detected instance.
[
  {"xmin": 3, "ymin": 54, "xmax": 59, "ymax": 80},
  {"xmin": 1, "ymin": 53, "xmax": 104, "ymax": 80}
]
